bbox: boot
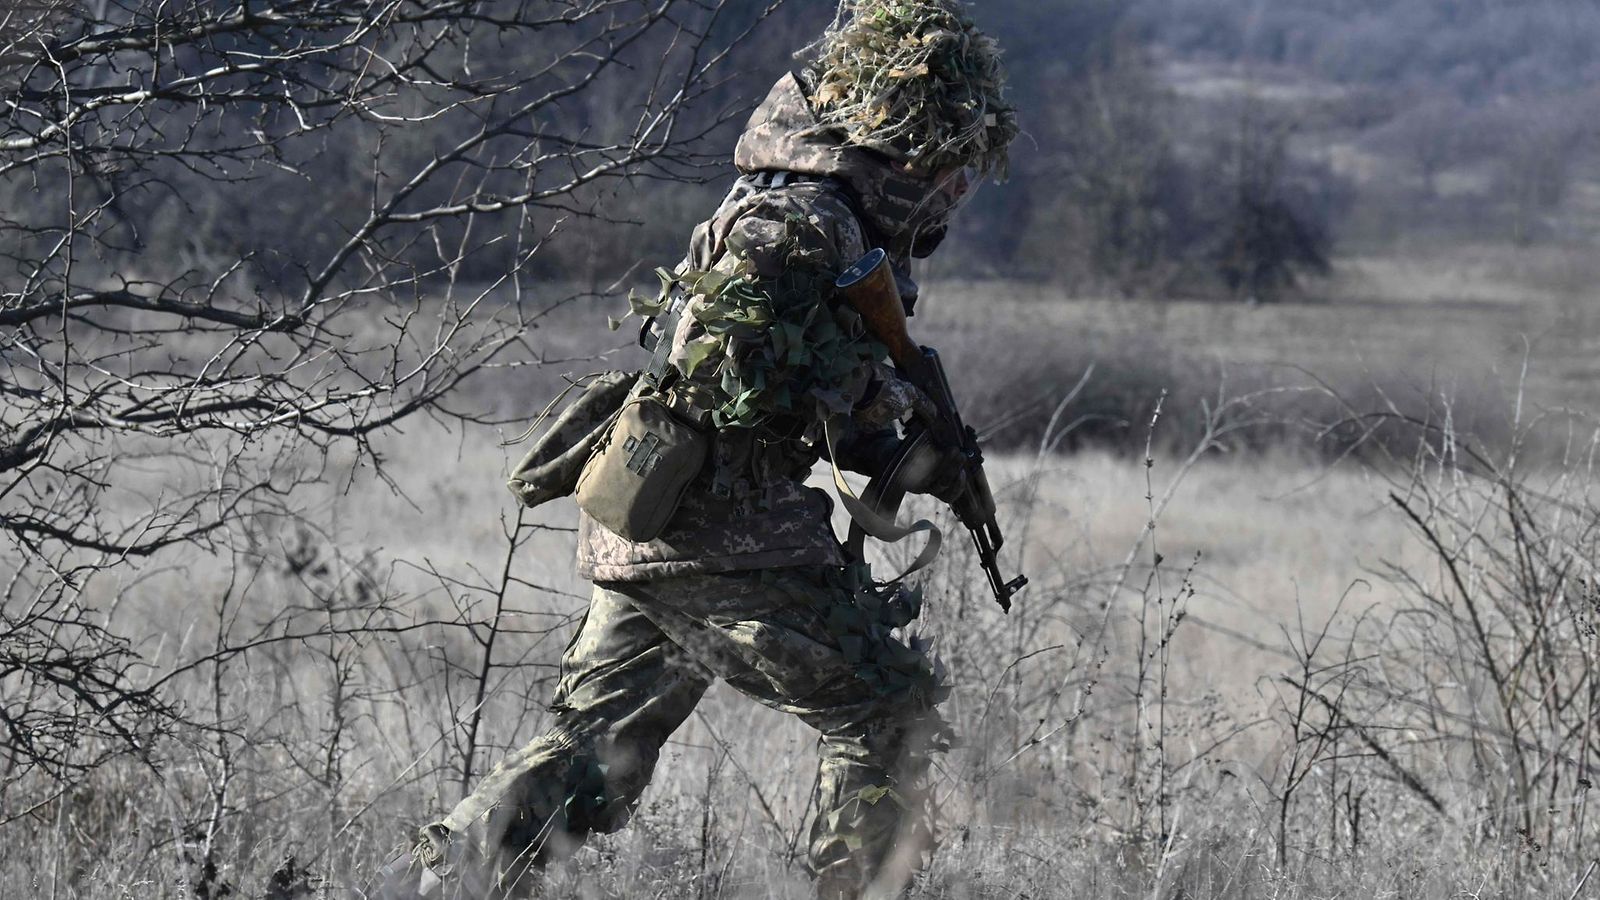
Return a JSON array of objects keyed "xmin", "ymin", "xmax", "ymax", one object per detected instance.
[{"xmin": 368, "ymin": 825, "xmax": 495, "ymax": 900}]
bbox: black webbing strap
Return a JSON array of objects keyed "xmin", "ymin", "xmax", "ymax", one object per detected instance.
[{"xmin": 640, "ymin": 281, "xmax": 687, "ymax": 392}]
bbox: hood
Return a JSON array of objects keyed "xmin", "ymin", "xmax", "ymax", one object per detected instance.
[{"xmin": 734, "ymin": 72, "xmax": 944, "ymax": 259}]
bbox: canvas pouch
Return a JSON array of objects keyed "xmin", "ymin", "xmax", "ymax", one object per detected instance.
[
  {"xmin": 505, "ymin": 371, "xmax": 637, "ymax": 509},
  {"xmin": 574, "ymin": 385, "xmax": 711, "ymax": 543}
]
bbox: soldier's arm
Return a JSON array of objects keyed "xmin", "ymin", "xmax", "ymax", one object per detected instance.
[
  {"xmin": 832, "ymin": 360, "xmax": 945, "ymax": 477},
  {"xmin": 831, "ymin": 424, "xmax": 899, "ymax": 477},
  {"xmin": 847, "ymin": 360, "xmax": 931, "ymax": 428}
]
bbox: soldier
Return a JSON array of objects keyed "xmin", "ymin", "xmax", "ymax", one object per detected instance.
[{"xmin": 377, "ymin": 1, "xmax": 1015, "ymax": 897}]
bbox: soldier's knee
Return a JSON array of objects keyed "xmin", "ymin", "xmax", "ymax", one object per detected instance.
[{"xmin": 820, "ymin": 702, "xmax": 947, "ymax": 775}]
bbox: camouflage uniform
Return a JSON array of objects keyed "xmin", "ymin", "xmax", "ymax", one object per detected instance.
[{"xmin": 419, "ymin": 73, "xmax": 958, "ymax": 899}]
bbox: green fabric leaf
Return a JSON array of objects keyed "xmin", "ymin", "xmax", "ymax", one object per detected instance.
[
  {"xmin": 625, "ymin": 214, "xmax": 885, "ymax": 435},
  {"xmin": 693, "ymin": 269, "xmax": 731, "ymax": 298},
  {"xmin": 682, "ymin": 337, "xmax": 720, "ymax": 377}
]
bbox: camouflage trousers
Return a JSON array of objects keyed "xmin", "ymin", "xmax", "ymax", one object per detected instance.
[{"xmin": 433, "ymin": 566, "xmax": 947, "ymax": 898}]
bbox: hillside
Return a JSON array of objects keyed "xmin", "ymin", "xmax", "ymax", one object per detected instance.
[{"xmin": 1128, "ymin": 0, "xmax": 1600, "ymax": 99}]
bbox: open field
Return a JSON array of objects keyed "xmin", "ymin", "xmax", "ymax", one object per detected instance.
[
  {"xmin": 923, "ymin": 242, "xmax": 1600, "ymax": 451},
  {"xmin": 16, "ymin": 415, "xmax": 1587, "ymax": 898},
  {"xmin": 10, "ymin": 2, "xmax": 1600, "ymax": 896},
  {"xmin": 6, "ymin": 246, "xmax": 1600, "ymax": 898}
]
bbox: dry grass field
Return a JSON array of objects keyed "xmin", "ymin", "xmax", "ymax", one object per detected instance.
[{"xmin": 6, "ymin": 246, "xmax": 1600, "ymax": 899}]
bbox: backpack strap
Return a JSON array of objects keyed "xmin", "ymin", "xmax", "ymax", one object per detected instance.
[
  {"xmin": 640, "ymin": 310, "xmax": 679, "ymax": 392},
  {"xmin": 633, "ymin": 282, "xmax": 747, "ymax": 502},
  {"xmin": 639, "ymin": 260, "xmax": 691, "ymax": 392}
]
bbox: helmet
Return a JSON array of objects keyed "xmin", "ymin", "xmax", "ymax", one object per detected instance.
[{"xmin": 804, "ymin": 0, "xmax": 1019, "ymax": 181}]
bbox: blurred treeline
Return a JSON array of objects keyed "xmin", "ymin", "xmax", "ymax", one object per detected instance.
[
  {"xmin": 43, "ymin": 0, "xmax": 1600, "ymax": 302},
  {"xmin": 954, "ymin": 0, "xmax": 1600, "ymax": 298}
]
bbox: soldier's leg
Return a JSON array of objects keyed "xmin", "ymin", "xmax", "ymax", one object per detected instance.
[
  {"xmin": 436, "ymin": 584, "xmax": 713, "ymax": 893},
  {"xmin": 605, "ymin": 567, "xmax": 946, "ymax": 899},
  {"xmin": 800, "ymin": 698, "xmax": 939, "ymax": 900}
]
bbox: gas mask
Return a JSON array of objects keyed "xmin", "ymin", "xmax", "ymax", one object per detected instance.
[{"xmin": 903, "ymin": 165, "xmax": 981, "ymax": 258}]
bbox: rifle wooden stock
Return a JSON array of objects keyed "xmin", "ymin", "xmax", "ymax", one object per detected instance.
[{"xmin": 834, "ymin": 247, "xmax": 921, "ymax": 372}]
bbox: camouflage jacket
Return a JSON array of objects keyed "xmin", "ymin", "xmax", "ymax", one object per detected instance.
[{"xmin": 577, "ymin": 73, "xmax": 928, "ymax": 583}]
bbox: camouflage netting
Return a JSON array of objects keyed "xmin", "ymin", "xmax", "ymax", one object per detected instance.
[
  {"xmin": 806, "ymin": 0, "xmax": 1019, "ymax": 178},
  {"xmin": 629, "ymin": 215, "xmax": 886, "ymax": 431}
]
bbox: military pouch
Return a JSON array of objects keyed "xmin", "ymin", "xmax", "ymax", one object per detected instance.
[
  {"xmin": 574, "ymin": 386, "xmax": 711, "ymax": 543},
  {"xmin": 505, "ymin": 371, "xmax": 637, "ymax": 509}
]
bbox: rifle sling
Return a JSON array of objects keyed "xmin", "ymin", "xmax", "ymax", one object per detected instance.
[{"xmin": 823, "ymin": 416, "xmax": 942, "ymax": 583}]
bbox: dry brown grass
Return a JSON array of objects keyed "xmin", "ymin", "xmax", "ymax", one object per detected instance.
[
  {"xmin": 5, "ymin": 247, "xmax": 1600, "ymax": 898},
  {"xmin": 7, "ymin": 422, "xmax": 1585, "ymax": 899},
  {"xmin": 923, "ymin": 240, "xmax": 1599, "ymax": 459}
]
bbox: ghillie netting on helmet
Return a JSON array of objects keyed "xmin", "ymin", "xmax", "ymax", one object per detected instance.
[{"xmin": 806, "ymin": 0, "xmax": 1019, "ymax": 178}]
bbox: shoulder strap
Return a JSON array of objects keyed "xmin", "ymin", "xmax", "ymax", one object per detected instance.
[
  {"xmin": 639, "ymin": 261, "xmax": 691, "ymax": 392},
  {"xmin": 640, "ymin": 307, "xmax": 680, "ymax": 391}
]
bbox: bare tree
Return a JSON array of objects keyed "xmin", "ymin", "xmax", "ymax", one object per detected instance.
[
  {"xmin": 1206, "ymin": 94, "xmax": 1333, "ymax": 303},
  {"xmin": 0, "ymin": 0, "xmax": 777, "ymax": 802},
  {"xmin": 1028, "ymin": 43, "xmax": 1186, "ymax": 297},
  {"xmin": 1489, "ymin": 103, "xmax": 1588, "ymax": 245}
]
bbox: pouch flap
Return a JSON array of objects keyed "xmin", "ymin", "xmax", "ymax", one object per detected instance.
[{"xmin": 506, "ymin": 371, "xmax": 637, "ymax": 508}]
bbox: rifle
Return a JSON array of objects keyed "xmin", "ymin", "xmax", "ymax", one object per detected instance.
[{"xmin": 834, "ymin": 248, "xmax": 1028, "ymax": 612}]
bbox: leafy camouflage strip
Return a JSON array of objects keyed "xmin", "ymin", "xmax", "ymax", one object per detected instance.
[
  {"xmin": 433, "ymin": 568, "xmax": 947, "ymax": 895},
  {"xmin": 660, "ymin": 213, "xmax": 889, "ymax": 430},
  {"xmin": 807, "ymin": 0, "xmax": 1018, "ymax": 178}
]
